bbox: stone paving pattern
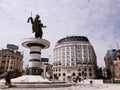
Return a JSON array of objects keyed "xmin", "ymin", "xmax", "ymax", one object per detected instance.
[{"xmin": 0, "ymin": 84, "xmax": 120, "ymax": 90}]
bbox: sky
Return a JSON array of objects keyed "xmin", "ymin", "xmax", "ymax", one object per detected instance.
[{"xmin": 0, "ymin": 0, "xmax": 120, "ymax": 67}]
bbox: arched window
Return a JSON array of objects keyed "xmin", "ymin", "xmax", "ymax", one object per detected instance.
[
  {"xmin": 89, "ymin": 68, "xmax": 92, "ymax": 71},
  {"xmin": 78, "ymin": 68, "xmax": 81, "ymax": 71},
  {"xmin": 89, "ymin": 73, "xmax": 92, "ymax": 76},
  {"xmin": 72, "ymin": 72, "xmax": 76, "ymax": 76},
  {"xmin": 78, "ymin": 73, "xmax": 81, "ymax": 76},
  {"xmin": 59, "ymin": 73, "xmax": 61, "ymax": 76},
  {"xmin": 63, "ymin": 73, "xmax": 66, "ymax": 76}
]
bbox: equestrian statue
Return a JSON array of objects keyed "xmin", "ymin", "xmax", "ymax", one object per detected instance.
[{"xmin": 27, "ymin": 14, "xmax": 46, "ymax": 38}]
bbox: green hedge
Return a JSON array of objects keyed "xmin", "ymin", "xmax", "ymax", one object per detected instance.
[
  {"xmin": 114, "ymin": 80, "xmax": 120, "ymax": 83},
  {"xmin": 103, "ymin": 79, "xmax": 120, "ymax": 83}
]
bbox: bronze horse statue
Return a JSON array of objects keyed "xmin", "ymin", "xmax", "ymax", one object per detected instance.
[{"xmin": 27, "ymin": 15, "xmax": 46, "ymax": 38}]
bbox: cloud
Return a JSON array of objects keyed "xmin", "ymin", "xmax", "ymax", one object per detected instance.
[{"xmin": 0, "ymin": 0, "xmax": 120, "ymax": 67}]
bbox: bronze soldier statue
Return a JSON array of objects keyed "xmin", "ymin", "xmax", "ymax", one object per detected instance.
[{"xmin": 27, "ymin": 14, "xmax": 46, "ymax": 38}]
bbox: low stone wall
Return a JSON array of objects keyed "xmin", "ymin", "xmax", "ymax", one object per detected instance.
[{"xmin": 0, "ymin": 83, "xmax": 73, "ymax": 88}]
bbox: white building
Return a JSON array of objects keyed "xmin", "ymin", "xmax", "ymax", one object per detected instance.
[{"xmin": 53, "ymin": 36, "xmax": 97, "ymax": 83}]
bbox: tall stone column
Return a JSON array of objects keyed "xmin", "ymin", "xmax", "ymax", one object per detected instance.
[{"xmin": 22, "ymin": 38, "xmax": 50, "ymax": 75}]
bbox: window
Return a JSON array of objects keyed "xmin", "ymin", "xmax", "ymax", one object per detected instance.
[
  {"xmin": 10, "ymin": 66, "xmax": 12, "ymax": 69},
  {"xmin": 2, "ymin": 61, "xmax": 5, "ymax": 63},
  {"xmin": 63, "ymin": 73, "xmax": 66, "ymax": 76},
  {"xmin": 11, "ymin": 56, "xmax": 15, "ymax": 59},
  {"xmin": 67, "ymin": 69, "xmax": 70, "ymax": 73},
  {"xmin": 62, "ymin": 63, "xmax": 65, "ymax": 66},
  {"xmin": 71, "ymin": 58, "xmax": 74, "ymax": 61},
  {"xmin": 72, "ymin": 72, "xmax": 76, "ymax": 76},
  {"xmin": 67, "ymin": 47, "xmax": 69, "ymax": 51},
  {"xmin": 59, "ymin": 73, "xmax": 61, "ymax": 76},
  {"xmin": 1, "ymin": 67, "xmax": 4, "ymax": 70},
  {"xmin": 59, "ymin": 68, "xmax": 61, "ymax": 71},
  {"xmin": 78, "ymin": 73, "xmax": 81, "ymax": 76},
  {"xmin": 78, "ymin": 68, "xmax": 81, "ymax": 71},
  {"xmin": 83, "ymin": 46, "xmax": 86, "ymax": 49},
  {"xmin": 11, "ymin": 60, "xmax": 13, "ymax": 64},
  {"xmin": 71, "ymin": 62, "xmax": 75, "ymax": 66},
  {"xmin": 67, "ymin": 63, "xmax": 70, "ymax": 66},
  {"xmin": 89, "ymin": 73, "xmax": 92, "ymax": 76},
  {"xmin": 89, "ymin": 68, "xmax": 92, "ymax": 71},
  {"xmin": 89, "ymin": 59, "xmax": 91, "ymax": 62},
  {"xmin": 84, "ymin": 73, "xmax": 87, "ymax": 76},
  {"xmin": 3, "ymin": 56, "xmax": 6, "ymax": 58}
]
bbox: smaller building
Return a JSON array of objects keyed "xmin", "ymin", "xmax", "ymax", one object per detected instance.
[
  {"xmin": 41, "ymin": 58, "xmax": 53, "ymax": 80},
  {"xmin": 114, "ymin": 49, "xmax": 120, "ymax": 79},
  {"xmin": 104, "ymin": 49, "xmax": 117, "ymax": 78},
  {"xmin": 104, "ymin": 49, "xmax": 117, "ymax": 69}
]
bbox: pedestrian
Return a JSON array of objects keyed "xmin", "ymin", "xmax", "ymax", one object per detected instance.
[{"xmin": 4, "ymin": 71, "xmax": 11, "ymax": 88}]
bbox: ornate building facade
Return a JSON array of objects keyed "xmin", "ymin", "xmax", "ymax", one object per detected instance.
[
  {"xmin": 0, "ymin": 45, "xmax": 23, "ymax": 78},
  {"xmin": 53, "ymin": 36, "xmax": 97, "ymax": 83}
]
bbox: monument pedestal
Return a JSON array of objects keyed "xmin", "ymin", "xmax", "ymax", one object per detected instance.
[
  {"xmin": 0, "ymin": 38, "xmax": 68, "ymax": 87},
  {"xmin": 0, "ymin": 14, "xmax": 69, "ymax": 87},
  {"xmin": 22, "ymin": 37, "xmax": 50, "ymax": 75}
]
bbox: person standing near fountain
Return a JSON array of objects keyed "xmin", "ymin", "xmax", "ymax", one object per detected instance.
[
  {"xmin": 4, "ymin": 71, "xmax": 11, "ymax": 87},
  {"xmin": 0, "ymin": 71, "xmax": 11, "ymax": 88}
]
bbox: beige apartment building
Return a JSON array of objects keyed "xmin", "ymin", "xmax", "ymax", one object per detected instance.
[
  {"xmin": 0, "ymin": 45, "xmax": 23, "ymax": 78},
  {"xmin": 114, "ymin": 49, "xmax": 120, "ymax": 79},
  {"xmin": 53, "ymin": 36, "xmax": 98, "ymax": 83}
]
